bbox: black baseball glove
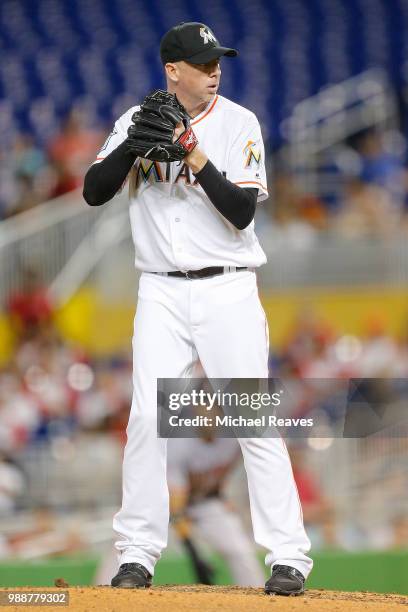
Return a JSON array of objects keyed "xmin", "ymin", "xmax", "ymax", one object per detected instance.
[{"xmin": 127, "ymin": 89, "xmax": 198, "ymax": 162}]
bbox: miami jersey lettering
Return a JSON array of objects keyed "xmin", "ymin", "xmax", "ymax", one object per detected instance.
[{"xmin": 92, "ymin": 94, "xmax": 268, "ymax": 272}]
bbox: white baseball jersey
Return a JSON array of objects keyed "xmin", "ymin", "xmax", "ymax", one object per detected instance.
[
  {"xmin": 167, "ymin": 436, "xmax": 240, "ymax": 502},
  {"xmin": 94, "ymin": 94, "xmax": 268, "ymax": 272}
]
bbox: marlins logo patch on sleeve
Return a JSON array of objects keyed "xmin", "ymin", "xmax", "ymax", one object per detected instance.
[{"xmin": 244, "ymin": 140, "xmax": 261, "ymax": 168}]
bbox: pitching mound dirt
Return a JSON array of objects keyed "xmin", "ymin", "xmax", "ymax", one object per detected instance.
[{"xmin": 2, "ymin": 585, "xmax": 408, "ymax": 611}]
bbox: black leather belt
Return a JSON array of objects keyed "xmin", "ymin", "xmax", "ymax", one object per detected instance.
[{"xmin": 151, "ymin": 266, "xmax": 251, "ymax": 280}]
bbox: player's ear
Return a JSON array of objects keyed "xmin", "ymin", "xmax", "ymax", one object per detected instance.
[{"xmin": 164, "ymin": 62, "xmax": 179, "ymax": 84}]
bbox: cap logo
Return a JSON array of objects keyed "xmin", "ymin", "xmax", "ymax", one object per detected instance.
[{"xmin": 200, "ymin": 27, "xmax": 217, "ymax": 45}]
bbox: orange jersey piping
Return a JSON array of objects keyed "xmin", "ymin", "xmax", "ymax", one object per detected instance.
[
  {"xmin": 235, "ymin": 180, "xmax": 268, "ymax": 192},
  {"xmin": 191, "ymin": 95, "xmax": 219, "ymax": 126}
]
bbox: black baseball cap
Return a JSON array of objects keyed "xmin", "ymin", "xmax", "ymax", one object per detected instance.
[{"xmin": 160, "ymin": 22, "xmax": 238, "ymax": 65}]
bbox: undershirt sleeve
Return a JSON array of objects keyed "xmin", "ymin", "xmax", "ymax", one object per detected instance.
[
  {"xmin": 82, "ymin": 141, "xmax": 136, "ymax": 206},
  {"xmin": 193, "ymin": 159, "xmax": 258, "ymax": 230}
]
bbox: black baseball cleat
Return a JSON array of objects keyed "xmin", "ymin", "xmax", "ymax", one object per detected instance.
[
  {"xmin": 265, "ymin": 564, "xmax": 305, "ymax": 596},
  {"xmin": 111, "ymin": 563, "xmax": 152, "ymax": 588}
]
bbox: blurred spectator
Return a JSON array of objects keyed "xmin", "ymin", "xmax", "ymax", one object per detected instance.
[
  {"xmin": 0, "ymin": 453, "xmax": 25, "ymax": 517},
  {"xmin": 9, "ymin": 174, "xmax": 43, "ymax": 216},
  {"xmin": 390, "ymin": 514, "xmax": 408, "ymax": 549},
  {"xmin": 281, "ymin": 308, "xmax": 337, "ymax": 377},
  {"xmin": 12, "ymin": 135, "xmax": 47, "ymax": 180},
  {"xmin": 0, "ymin": 533, "xmax": 12, "ymax": 559},
  {"xmin": 0, "ymin": 366, "xmax": 41, "ymax": 452},
  {"xmin": 4, "ymin": 505, "xmax": 85, "ymax": 559},
  {"xmin": 0, "ymin": 111, "xmax": 104, "ymax": 220},
  {"xmin": 0, "ymin": 135, "xmax": 56, "ymax": 219},
  {"xmin": 357, "ymin": 313, "xmax": 400, "ymax": 376},
  {"xmin": 48, "ymin": 108, "xmax": 103, "ymax": 198},
  {"xmin": 334, "ymin": 178, "xmax": 398, "ymax": 238},
  {"xmin": 289, "ymin": 446, "xmax": 338, "ymax": 549},
  {"xmin": 0, "ymin": 148, "xmax": 20, "ymax": 219},
  {"xmin": 332, "ymin": 129, "xmax": 408, "ymax": 238},
  {"xmin": 6, "ymin": 267, "xmax": 54, "ymax": 341},
  {"xmin": 0, "ymin": 317, "xmax": 134, "ymax": 454},
  {"xmin": 264, "ymin": 172, "xmax": 327, "ymax": 249},
  {"xmin": 354, "ymin": 129, "xmax": 406, "ymax": 209},
  {"xmin": 76, "ymin": 363, "xmax": 132, "ymax": 435},
  {"xmin": 368, "ymin": 513, "xmax": 408, "ymax": 551}
]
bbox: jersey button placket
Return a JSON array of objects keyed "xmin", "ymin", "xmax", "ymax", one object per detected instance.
[{"xmin": 171, "ymin": 214, "xmax": 187, "ymax": 268}]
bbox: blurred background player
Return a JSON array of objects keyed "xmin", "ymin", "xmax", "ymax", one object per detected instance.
[
  {"xmin": 95, "ymin": 409, "xmax": 266, "ymax": 587},
  {"xmin": 167, "ymin": 405, "xmax": 265, "ymax": 588}
]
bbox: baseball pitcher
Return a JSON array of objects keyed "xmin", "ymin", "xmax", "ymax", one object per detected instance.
[{"xmin": 83, "ymin": 21, "xmax": 312, "ymax": 595}]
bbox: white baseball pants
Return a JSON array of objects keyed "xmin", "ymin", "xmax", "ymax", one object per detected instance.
[
  {"xmin": 113, "ymin": 271, "xmax": 313, "ymax": 579},
  {"xmin": 96, "ymin": 497, "xmax": 264, "ymax": 587}
]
